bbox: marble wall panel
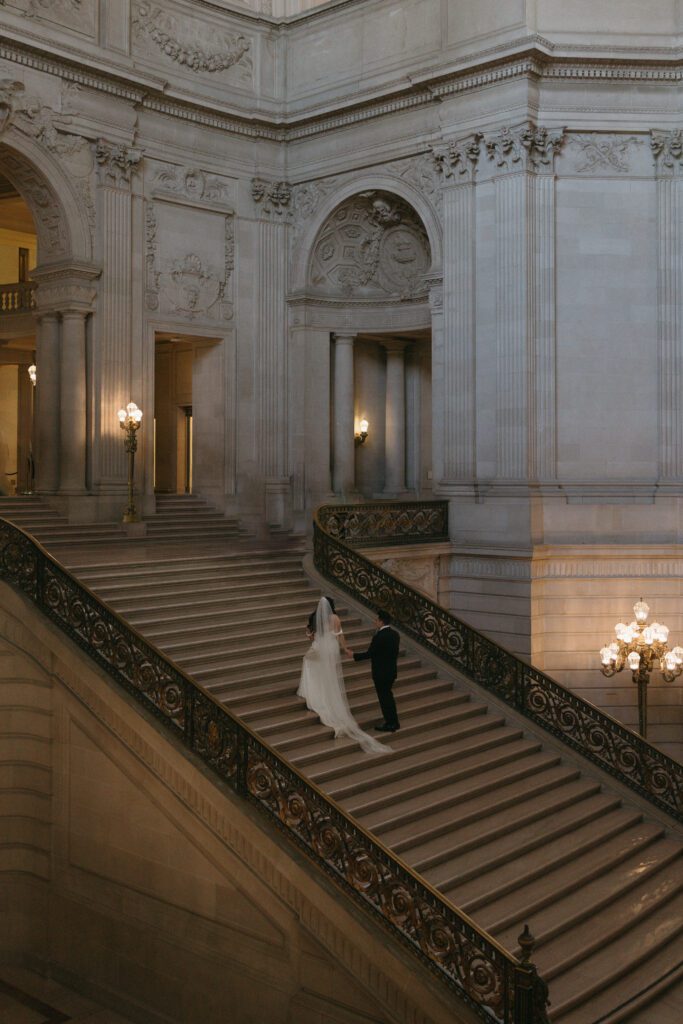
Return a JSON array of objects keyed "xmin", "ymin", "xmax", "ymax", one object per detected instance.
[
  {"xmin": 555, "ymin": 178, "xmax": 658, "ymax": 482},
  {"xmin": 146, "ymin": 200, "xmax": 234, "ymax": 325}
]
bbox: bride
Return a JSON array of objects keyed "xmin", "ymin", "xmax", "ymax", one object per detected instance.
[{"xmin": 298, "ymin": 597, "xmax": 389, "ymax": 755}]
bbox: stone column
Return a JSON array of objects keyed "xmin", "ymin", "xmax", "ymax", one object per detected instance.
[
  {"xmin": 59, "ymin": 310, "xmax": 88, "ymax": 493},
  {"xmin": 651, "ymin": 130, "xmax": 683, "ymax": 480},
  {"xmin": 432, "ymin": 135, "xmax": 481, "ymax": 483},
  {"xmin": 428, "ymin": 281, "xmax": 444, "ymax": 486},
  {"xmin": 485, "ymin": 123, "xmax": 564, "ymax": 481},
  {"xmin": 382, "ymin": 339, "xmax": 409, "ymax": 496},
  {"xmin": 332, "ymin": 333, "xmax": 356, "ymax": 496},
  {"xmin": 34, "ymin": 312, "xmax": 60, "ymax": 493}
]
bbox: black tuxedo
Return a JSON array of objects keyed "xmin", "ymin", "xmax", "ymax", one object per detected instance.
[{"xmin": 353, "ymin": 625, "xmax": 400, "ymax": 728}]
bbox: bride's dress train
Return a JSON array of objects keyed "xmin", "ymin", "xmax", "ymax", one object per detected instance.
[{"xmin": 298, "ymin": 598, "xmax": 389, "ymax": 755}]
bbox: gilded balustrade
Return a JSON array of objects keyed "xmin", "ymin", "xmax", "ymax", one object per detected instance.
[
  {"xmin": 313, "ymin": 501, "xmax": 683, "ymax": 823},
  {"xmin": 0, "ymin": 518, "xmax": 549, "ymax": 1024}
]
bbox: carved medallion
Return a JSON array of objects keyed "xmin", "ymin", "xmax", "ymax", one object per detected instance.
[{"xmin": 309, "ymin": 191, "xmax": 430, "ymax": 300}]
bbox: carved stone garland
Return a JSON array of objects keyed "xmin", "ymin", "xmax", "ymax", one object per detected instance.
[{"xmin": 132, "ymin": 3, "xmax": 251, "ymax": 75}]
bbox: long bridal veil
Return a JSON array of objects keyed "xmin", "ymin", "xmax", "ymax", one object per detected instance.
[{"xmin": 298, "ymin": 597, "xmax": 389, "ymax": 755}]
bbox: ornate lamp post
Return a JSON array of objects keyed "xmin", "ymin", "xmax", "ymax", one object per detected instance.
[
  {"xmin": 117, "ymin": 402, "xmax": 143, "ymax": 523},
  {"xmin": 599, "ymin": 599, "xmax": 682, "ymax": 738}
]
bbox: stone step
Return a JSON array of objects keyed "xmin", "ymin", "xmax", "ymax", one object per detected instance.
[{"xmin": 57, "ymin": 533, "xmax": 683, "ymax": 1023}]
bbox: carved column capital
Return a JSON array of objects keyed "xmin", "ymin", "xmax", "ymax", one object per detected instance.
[
  {"xmin": 650, "ymin": 129, "xmax": 683, "ymax": 177},
  {"xmin": 95, "ymin": 138, "xmax": 143, "ymax": 188},
  {"xmin": 430, "ymin": 133, "xmax": 482, "ymax": 184},
  {"xmin": 251, "ymin": 177, "xmax": 292, "ymax": 217},
  {"xmin": 485, "ymin": 123, "xmax": 565, "ymax": 173}
]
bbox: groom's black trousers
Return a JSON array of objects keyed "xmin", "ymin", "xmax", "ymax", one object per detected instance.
[{"xmin": 353, "ymin": 626, "xmax": 400, "ymax": 728}]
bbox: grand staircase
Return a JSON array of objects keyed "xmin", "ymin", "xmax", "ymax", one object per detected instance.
[{"xmin": 61, "ymin": 544, "xmax": 683, "ymax": 1024}]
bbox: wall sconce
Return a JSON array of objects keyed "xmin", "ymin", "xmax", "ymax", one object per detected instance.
[
  {"xmin": 117, "ymin": 402, "xmax": 143, "ymax": 523},
  {"xmin": 355, "ymin": 418, "xmax": 369, "ymax": 446},
  {"xmin": 28, "ymin": 364, "xmax": 36, "ymax": 386},
  {"xmin": 599, "ymin": 598, "xmax": 682, "ymax": 738}
]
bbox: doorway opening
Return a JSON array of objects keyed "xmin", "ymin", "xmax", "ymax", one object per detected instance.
[
  {"xmin": 153, "ymin": 333, "xmax": 223, "ymax": 498},
  {"xmin": 0, "ymin": 173, "xmax": 37, "ymax": 495}
]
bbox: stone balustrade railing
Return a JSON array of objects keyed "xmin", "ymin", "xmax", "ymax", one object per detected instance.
[{"xmin": 0, "ymin": 282, "xmax": 36, "ymax": 314}]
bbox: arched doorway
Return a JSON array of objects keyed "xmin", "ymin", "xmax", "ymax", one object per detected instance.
[
  {"xmin": 0, "ymin": 171, "xmax": 36, "ymax": 494},
  {"xmin": 0, "ymin": 136, "xmax": 98, "ymax": 507},
  {"xmin": 288, "ymin": 188, "xmax": 438, "ymax": 515}
]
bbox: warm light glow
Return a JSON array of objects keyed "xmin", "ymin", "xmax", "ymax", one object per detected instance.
[
  {"xmin": 118, "ymin": 402, "xmax": 143, "ymax": 427},
  {"xmin": 627, "ymin": 651, "xmax": 641, "ymax": 671},
  {"xmin": 359, "ymin": 418, "xmax": 369, "ymax": 434},
  {"xmin": 28, "ymin": 364, "xmax": 36, "ymax": 386},
  {"xmin": 633, "ymin": 599, "xmax": 650, "ymax": 624}
]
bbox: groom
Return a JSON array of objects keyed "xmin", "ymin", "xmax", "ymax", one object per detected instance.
[{"xmin": 349, "ymin": 609, "xmax": 400, "ymax": 732}]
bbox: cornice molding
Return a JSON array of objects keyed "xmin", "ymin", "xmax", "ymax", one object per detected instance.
[{"xmin": 0, "ymin": 36, "xmax": 681, "ymax": 143}]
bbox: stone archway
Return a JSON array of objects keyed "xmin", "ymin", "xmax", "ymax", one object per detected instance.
[
  {"xmin": 289, "ymin": 189, "xmax": 437, "ymax": 516},
  {"xmin": 0, "ymin": 133, "xmax": 99, "ymax": 499}
]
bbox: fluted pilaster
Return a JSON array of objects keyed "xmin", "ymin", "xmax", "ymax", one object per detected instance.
[
  {"xmin": 652, "ymin": 131, "xmax": 683, "ymax": 479},
  {"xmin": 97, "ymin": 185, "xmax": 133, "ymax": 485},
  {"xmin": 487, "ymin": 123, "xmax": 563, "ymax": 481},
  {"xmin": 257, "ymin": 219, "xmax": 288, "ymax": 479}
]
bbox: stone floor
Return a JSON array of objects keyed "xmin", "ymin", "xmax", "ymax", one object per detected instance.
[{"xmin": 0, "ymin": 968, "xmax": 133, "ymax": 1023}]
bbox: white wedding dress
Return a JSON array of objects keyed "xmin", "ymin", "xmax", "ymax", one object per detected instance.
[{"xmin": 297, "ymin": 598, "xmax": 389, "ymax": 755}]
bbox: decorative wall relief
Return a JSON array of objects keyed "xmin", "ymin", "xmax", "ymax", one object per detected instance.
[
  {"xmin": 567, "ymin": 134, "xmax": 644, "ymax": 174},
  {"xmin": 431, "ymin": 134, "xmax": 482, "ymax": 183},
  {"xmin": 145, "ymin": 204, "xmax": 160, "ymax": 310},
  {"xmin": 151, "ymin": 164, "xmax": 233, "ymax": 207},
  {"xmin": 251, "ymin": 177, "xmax": 291, "ymax": 216},
  {"xmin": 132, "ymin": 3, "xmax": 252, "ymax": 81},
  {"xmin": 10, "ymin": 0, "xmax": 96, "ymax": 36},
  {"xmin": 651, "ymin": 130, "xmax": 683, "ymax": 175},
  {"xmin": 95, "ymin": 139, "xmax": 142, "ymax": 188},
  {"xmin": 145, "ymin": 200, "xmax": 234, "ymax": 321},
  {"xmin": 0, "ymin": 80, "xmax": 24, "ymax": 134},
  {"xmin": 486, "ymin": 123, "xmax": 565, "ymax": 172},
  {"xmin": 308, "ymin": 191, "xmax": 430, "ymax": 300}
]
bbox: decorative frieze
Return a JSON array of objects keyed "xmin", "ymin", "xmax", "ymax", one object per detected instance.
[
  {"xmin": 150, "ymin": 163, "xmax": 233, "ymax": 208},
  {"xmin": 132, "ymin": 3, "xmax": 251, "ymax": 76},
  {"xmin": 486, "ymin": 123, "xmax": 565, "ymax": 173},
  {"xmin": 95, "ymin": 138, "xmax": 142, "ymax": 188},
  {"xmin": 431, "ymin": 134, "xmax": 481, "ymax": 184},
  {"xmin": 251, "ymin": 177, "xmax": 292, "ymax": 217},
  {"xmin": 567, "ymin": 134, "xmax": 644, "ymax": 174}
]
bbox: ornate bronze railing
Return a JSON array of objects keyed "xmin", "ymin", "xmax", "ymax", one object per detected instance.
[
  {"xmin": 314, "ymin": 502, "xmax": 683, "ymax": 823},
  {"xmin": 0, "ymin": 518, "xmax": 549, "ymax": 1024},
  {"xmin": 0, "ymin": 281, "xmax": 35, "ymax": 314},
  {"xmin": 318, "ymin": 501, "xmax": 449, "ymax": 547}
]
